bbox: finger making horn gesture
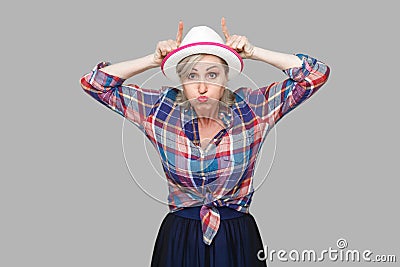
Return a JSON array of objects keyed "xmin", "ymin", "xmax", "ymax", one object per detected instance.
[
  {"xmin": 221, "ymin": 17, "xmax": 255, "ymax": 59},
  {"xmin": 153, "ymin": 21, "xmax": 184, "ymax": 65}
]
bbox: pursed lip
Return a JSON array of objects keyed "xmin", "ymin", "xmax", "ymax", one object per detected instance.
[{"xmin": 197, "ymin": 96, "xmax": 209, "ymax": 102}]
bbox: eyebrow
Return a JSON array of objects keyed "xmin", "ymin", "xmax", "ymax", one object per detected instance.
[
  {"xmin": 192, "ymin": 65, "xmax": 219, "ymax": 72},
  {"xmin": 206, "ymin": 66, "xmax": 219, "ymax": 71}
]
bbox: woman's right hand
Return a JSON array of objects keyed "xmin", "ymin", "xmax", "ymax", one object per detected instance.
[{"xmin": 152, "ymin": 21, "xmax": 184, "ymax": 66}]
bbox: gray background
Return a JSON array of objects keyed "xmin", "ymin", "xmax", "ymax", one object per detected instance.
[{"xmin": 1, "ymin": 0, "xmax": 399, "ymax": 266}]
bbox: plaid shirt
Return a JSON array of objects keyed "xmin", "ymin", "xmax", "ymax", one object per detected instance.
[{"xmin": 80, "ymin": 54, "xmax": 330, "ymax": 245}]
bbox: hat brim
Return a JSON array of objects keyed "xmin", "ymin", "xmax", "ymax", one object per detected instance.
[{"xmin": 161, "ymin": 42, "xmax": 243, "ymax": 83}]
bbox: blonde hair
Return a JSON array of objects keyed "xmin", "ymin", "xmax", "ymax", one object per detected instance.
[{"xmin": 175, "ymin": 54, "xmax": 235, "ymax": 108}]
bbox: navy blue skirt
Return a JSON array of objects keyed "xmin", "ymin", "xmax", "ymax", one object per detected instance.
[{"xmin": 151, "ymin": 206, "xmax": 267, "ymax": 267}]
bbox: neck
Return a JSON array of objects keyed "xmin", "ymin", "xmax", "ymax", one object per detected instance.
[{"xmin": 195, "ymin": 105, "xmax": 222, "ymax": 128}]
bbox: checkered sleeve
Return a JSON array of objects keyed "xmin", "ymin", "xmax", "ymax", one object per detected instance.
[
  {"xmin": 246, "ymin": 54, "xmax": 330, "ymax": 126},
  {"xmin": 80, "ymin": 62, "xmax": 162, "ymax": 130}
]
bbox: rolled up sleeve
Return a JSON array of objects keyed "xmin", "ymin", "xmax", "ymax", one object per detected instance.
[
  {"xmin": 246, "ymin": 54, "xmax": 330, "ymax": 126},
  {"xmin": 80, "ymin": 62, "xmax": 161, "ymax": 130}
]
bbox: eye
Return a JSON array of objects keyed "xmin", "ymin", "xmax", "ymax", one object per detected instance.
[
  {"xmin": 187, "ymin": 73, "xmax": 198, "ymax": 80},
  {"xmin": 208, "ymin": 72, "xmax": 218, "ymax": 79}
]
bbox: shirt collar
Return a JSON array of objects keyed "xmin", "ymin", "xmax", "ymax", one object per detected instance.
[
  {"xmin": 180, "ymin": 101, "xmax": 233, "ymax": 129},
  {"xmin": 179, "ymin": 101, "xmax": 233, "ymax": 145}
]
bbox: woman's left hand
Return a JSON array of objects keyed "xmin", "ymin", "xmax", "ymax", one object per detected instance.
[{"xmin": 221, "ymin": 17, "xmax": 255, "ymax": 59}]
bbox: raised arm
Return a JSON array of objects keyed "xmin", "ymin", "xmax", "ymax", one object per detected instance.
[
  {"xmin": 80, "ymin": 21, "xmax": 185, "ymax": 130},
  {"xmin": 221, "ymin": 17, "xmax": 302, "ymax": 70},
  {"xmin": 100, "ymin": 21, "xmax": 184, "ymax": 79},
  {"xmin": 221, "ymin": 17, "xmax": 330, "ymax": 126}
]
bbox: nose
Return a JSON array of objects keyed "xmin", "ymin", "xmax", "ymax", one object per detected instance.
[{"xmin": 197, "ymin": 81, "xmax": 208, "ymax": 94}]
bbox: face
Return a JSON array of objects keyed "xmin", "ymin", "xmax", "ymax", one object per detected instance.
[{"xmin": 181, "ymin": 55, "xmax": 227, "ymax": 110}]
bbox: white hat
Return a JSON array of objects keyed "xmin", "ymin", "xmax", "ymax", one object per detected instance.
[{"xmin": 161, "ymin": 26, "xmax": 243, "ymax": 83}]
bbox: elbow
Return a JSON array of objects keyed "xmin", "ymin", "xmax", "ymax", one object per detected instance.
[
  {"xmin": 79, "ymin": 73, "xmax": 101, "ymax": 95},
  {"xmin": 308, "ymin": 62, "xmax": 331, "ymax": 91},
  {"xmin": 317, "ymin": 63, "xmax": 331, "ymax": 89},
  {"xmin": 79, "ymin": 76, "xmax": 89, "ymax": 92}
]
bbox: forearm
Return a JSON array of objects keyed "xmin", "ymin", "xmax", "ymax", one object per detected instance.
[
  {"xmin": 99, "ymin": 54, "xmax": 159, "ymax": 80},
  {"xmin": 250, "ymin": 47, "xmax": 302, "ymax": 70},
  {"xmin": 80, "ymin": 60, "xmax": 162, "ymax": 128}
]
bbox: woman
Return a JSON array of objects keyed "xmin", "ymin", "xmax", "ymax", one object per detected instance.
[{"xmin": 80, "ymin": 18, "xmax": 330, "ymax": 267}]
